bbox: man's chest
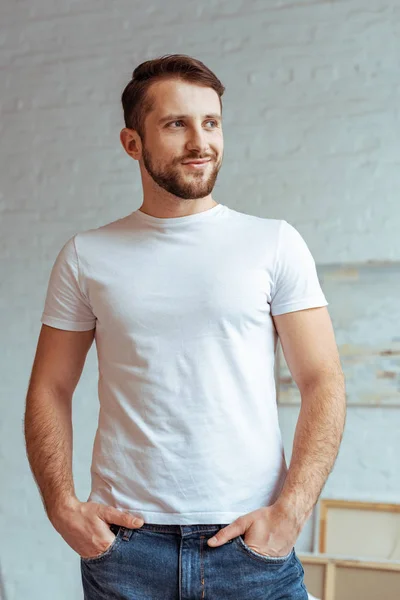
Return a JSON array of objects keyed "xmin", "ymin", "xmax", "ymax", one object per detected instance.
[{"xmin": 87, "ymin": 246, "xmax": 274, "ymax": 339}]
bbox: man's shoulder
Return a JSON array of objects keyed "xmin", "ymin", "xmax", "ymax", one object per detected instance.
[
  {"xmin": 226, "ymin": 206, "xmax": 283, "ymax": 231},
  {"xmin": 74, "ymin": 212, "xmax": 134, "ymax": 242}
]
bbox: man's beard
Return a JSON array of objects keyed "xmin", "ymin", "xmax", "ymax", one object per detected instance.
[{"xmin": 141, "ymin": 144, "xmax": 222, "ymax": 200}]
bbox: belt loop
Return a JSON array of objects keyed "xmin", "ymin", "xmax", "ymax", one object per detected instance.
[{"xmin": 121, "ymin": 526, "xmax": 134, "ymax": 541}]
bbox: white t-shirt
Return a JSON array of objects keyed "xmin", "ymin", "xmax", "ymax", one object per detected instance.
[{"xmin": 41, "ymin": 203, "xmax": 328, "ymax": 525}]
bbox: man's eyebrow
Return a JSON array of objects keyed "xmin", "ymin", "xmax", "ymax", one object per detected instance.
[{"xmin": 157, "ymin": 113, "xmax": 222, "ymax": 125}]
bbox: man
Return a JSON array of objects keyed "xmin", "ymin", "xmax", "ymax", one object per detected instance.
[{"xmin": 24, "ymin": 54, "xmax": 346, "ymax": 599}]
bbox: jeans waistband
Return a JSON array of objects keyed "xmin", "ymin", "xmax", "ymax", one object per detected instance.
[{"xmin": 136, "ymin": 523, "xmax": 229, "ymax": 535}]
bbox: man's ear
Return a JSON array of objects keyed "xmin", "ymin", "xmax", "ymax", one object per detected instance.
[{"xmin": 120, "ymin": 128, "xmax": 142, "ymax": 160}]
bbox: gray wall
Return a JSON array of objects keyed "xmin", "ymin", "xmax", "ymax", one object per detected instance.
[{"xmin": 1, "ymin": 1, "xmax": 399, "ymax": 598}]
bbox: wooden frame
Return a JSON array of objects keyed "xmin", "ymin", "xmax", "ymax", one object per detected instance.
[
  {"xmin": 319, "ymin": 499, "xmax": 400, "ymax": 560},
  {"xmin": 299, "ymin": 553, "xmax": 400, "ymax": 600}
]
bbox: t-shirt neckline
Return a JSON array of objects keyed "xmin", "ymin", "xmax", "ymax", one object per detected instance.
[{"xmin": 130, "ymin": 203, "xmax": 225, "ymax": 226}]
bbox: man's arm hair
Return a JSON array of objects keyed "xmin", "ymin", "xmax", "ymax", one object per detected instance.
[
  {"xmin": 23, "ymin": 324, "xmax": 95, "ymax": 522},
  {"xmin": 272, "ymin": 306, "xmax": 346, "ymax": 524}
]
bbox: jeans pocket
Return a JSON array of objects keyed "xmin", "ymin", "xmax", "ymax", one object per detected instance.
[
  {"xmin": 80, "ymin": 524, "xmax": 123, "ymax": 564},
  {"xmin": 234, "ymin": 535, "xmax": 294, "ymax": 565}
]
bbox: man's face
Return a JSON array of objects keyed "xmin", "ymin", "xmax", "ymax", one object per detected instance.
[{"xmin": 139, "ymin": 79, "xmax": 224, "ymax": 200}]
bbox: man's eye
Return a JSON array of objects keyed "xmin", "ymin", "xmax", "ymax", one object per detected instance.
[{"xmin": 167, "ymin": 120, "xmax": 219, "ymax": 128}]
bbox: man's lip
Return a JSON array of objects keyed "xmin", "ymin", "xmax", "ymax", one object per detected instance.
[{"xmin": 182, "ymin": 158, "xmax": 212, "ymax": 164}]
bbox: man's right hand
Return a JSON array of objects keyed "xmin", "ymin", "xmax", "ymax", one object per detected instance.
[{"xmin": 49, "ymin": 498, "xmax": 145, "ymax": 560}]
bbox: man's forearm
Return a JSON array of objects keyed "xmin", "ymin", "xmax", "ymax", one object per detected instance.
[
  {"xmin": 24, "ymin": 387, "xmax": 79, "ymax": 522},
  {"xmin": 276, "ymin": 372, "xmax": 346, "ymax": 526}
]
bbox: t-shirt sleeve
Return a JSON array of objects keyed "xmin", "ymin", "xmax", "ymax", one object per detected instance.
[
  {"xmin": 270, "ymin": 220, "xmax": 328, "ymax": 316},
  {"xmin": 40, "ymin": 235, "xmax": 96, "ymax": 331}
]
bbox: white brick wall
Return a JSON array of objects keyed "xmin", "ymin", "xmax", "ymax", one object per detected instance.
[{"xmin": 1, "ymin": 1, "xmax": 399, "ymax": 598}]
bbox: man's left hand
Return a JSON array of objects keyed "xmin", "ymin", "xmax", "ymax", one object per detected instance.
[{"xmin": 207, "ymin": 502, "xmax": 302, "ymax": 557}]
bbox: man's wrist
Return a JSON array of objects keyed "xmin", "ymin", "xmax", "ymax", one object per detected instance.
[
  {"xmin": 47, "ymin": 495, "xmax": 80, "ymax": 525},
  {"xmin": 273, "ymin": 495, "xmax": 311, "ymax": 529}
]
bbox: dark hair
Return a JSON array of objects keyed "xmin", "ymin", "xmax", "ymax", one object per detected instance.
[{"xmin": 121, "ymin": 54, "xmax": 225, "ymax": 139}]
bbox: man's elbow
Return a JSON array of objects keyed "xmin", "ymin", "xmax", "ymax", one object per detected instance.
[{"xmin": 297, "ymin": 366, "xmax": 346, "ymax": 398}]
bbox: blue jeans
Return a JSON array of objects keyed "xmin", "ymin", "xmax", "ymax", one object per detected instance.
[{"xmin": 80, "ymin": 522, "xmax": 309, "ymax": 599}]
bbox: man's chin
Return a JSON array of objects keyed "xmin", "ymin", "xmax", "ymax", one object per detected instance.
[{"xmin": 175, "ymin": 187, "xmax": 215, "ymax": 200}]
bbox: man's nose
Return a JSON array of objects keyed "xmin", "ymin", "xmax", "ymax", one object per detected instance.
[{"xmin": 185, "ymin": 127, "xmax": 209, "ymax": 154}]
